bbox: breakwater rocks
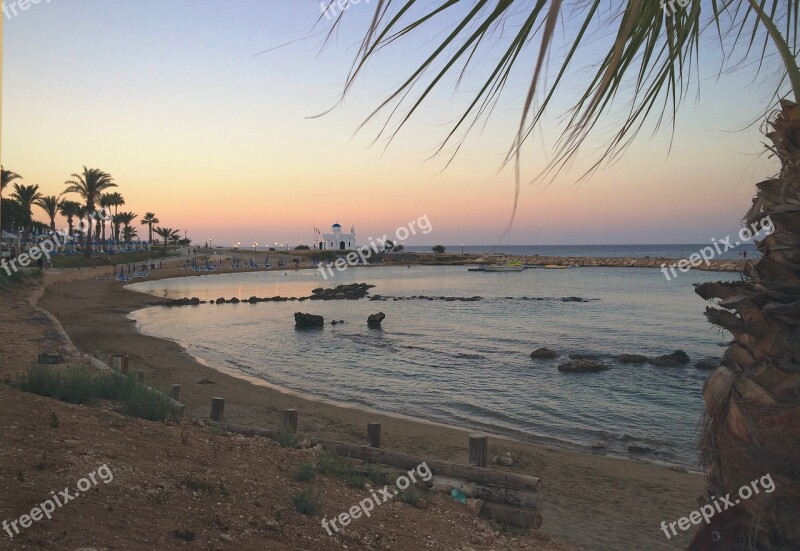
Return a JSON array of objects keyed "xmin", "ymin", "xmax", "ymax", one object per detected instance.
[
  {"xmin": 369, "ymin": 295, "xmax": 597, "ymax": 302},
  {"xmin": 532, "ymin": 348, "xmax": 719, "ymax": 372},
  {"xmin": 294, "ymin": 312, "xmax": 324, "ymax": 328},
  {"xmin": 163, "ymin": 283, "xmax": 376, "ymax": 307}
]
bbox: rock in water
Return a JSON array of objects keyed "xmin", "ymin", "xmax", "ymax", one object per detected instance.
[
  {"xmin": 648, "ymin": 350, "xmax": 690, "ymax": 367},
  {"xmin": 615, "ymin": 354, "xmax": 648, "ymax": 364},
  {"xmin": 530, "ymin": 347, "xmax": 558, "ymax": 359},
  {"xmin": 294, "ymin": 312, "xmax": 324, "ymax": 328},
  {"xmin": 557, "ymin": 359, "xmax": 608, "ymax": 373},
  {"xmin": 367, "ymin": 312, "xmax": 386, "ymax": 328}
]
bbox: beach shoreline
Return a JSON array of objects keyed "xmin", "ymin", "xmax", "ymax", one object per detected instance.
[{"xmin": 38, "ymin": 262, "xmax": 707, "ymax": 550}]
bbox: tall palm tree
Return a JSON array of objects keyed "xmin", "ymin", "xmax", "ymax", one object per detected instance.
[
  {"xmin": 338, "ymin": 2, "xmax": 800, "ymax": 548},
  {"xmin": 58, "ymin": 200, "xmax": 82, "ymax": 237},
  {"xmin": 103, "ymin": 191, "xmax": 125, "ymax": 241},
  {"xmin": 10, "ymin": 183, "xmax": 42, "ymax": 243},
  {"xmin": 34, "ymin": 195, "xmax": 63, "ymax": 232},
  {"xmin": 0, "ymin": 166, "xmax": 22, "ymax": 234},
  {"xmin": 140, "ymin": 212, "xmax": 159, "ymax": 244},
  {"xmin": 117, "ymin": 212, "xmax": 138, "ymax": 247},
  {"xmin": 154, "ymin": 226, "xmax": 179, "ymax": 255},
  {"xmin": 63, "ymin": 167, "xmax": 116, "ymax": 257}
]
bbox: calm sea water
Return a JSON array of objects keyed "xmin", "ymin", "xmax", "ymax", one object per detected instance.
[
  {"xmin": 128, "ymin": 265, "xmax": 741, "ymax": 467},
  {"xmin": 405, "ymin": 243, "xmax": 757, "ymax": 259}
]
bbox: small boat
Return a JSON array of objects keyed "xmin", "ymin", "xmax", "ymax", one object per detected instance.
[
  {"xmin": 484, "ymin": 265, "xmax": 524, "ymax": 272},
  {"xmin": 467, "ymin": 265, "xmax": 486, "ymax": 272}
]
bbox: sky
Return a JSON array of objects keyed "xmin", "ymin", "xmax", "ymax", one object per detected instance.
[{"xmin": 0, "ymin": 0, "xmax": 786, "ymax": 246}]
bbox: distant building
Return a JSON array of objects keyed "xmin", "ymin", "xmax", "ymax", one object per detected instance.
[{"xmin": 317, "ymin": 223, "xmax": 355, "ymax": 251}]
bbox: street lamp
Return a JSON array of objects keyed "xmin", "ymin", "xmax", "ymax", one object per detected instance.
[
  {"xmin": 253, "ymin": 241, "xmax": 258, "ymax": 252},
  {"xmin": 462, "ymin": 243, "xmax": 464, "ymax": 254}
]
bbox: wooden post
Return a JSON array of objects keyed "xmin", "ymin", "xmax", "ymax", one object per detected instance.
[
  {"xmin": 108, "ymin": 354, "xmax": 129, "ymax": 374},
  {"xmin": 210, "ymin": 397, "xmax": 225, "ymax": 421},
  {"xmin": 469, "ymin": 434, "xmax": 489, "ymax": 468},
  {"xmin": 282, "ymin": 409, "xmax": 298, "ymax": 433},
  {"xmin": 137, "ymin": 372, "xmax": 145, "ymax": 383},
  {"xmin": 170, "ymin": 384, "xmax": 181, "ymax": 401},
  {"xmin": 367, "ymin": 422, "xmax": 382, "ymax": 448}
]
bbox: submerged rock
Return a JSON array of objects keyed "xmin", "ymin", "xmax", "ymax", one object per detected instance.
[
  {"xmin": 294, "ymin": 312, "xmax": 324, "ymax": 328},
  {"xmin": 695, "ymin": 358, "xmax": 720, "ymax": 370},
  {"xmin": 558, "ymin": 359, "xmax": 608, "ymax": 373},
  {"xmin": 616, "ymin": 354, "xmax": 648, "ymax": 364},
  {"xmin": 530, "ymin": 347, "xmax": 558, "ymax": 360},
  {"xmin": 648, "ymin": 350, "xmax": 690, "ymax": 367},
  {"xmin": 627, "ymin": 444, "xmax": 652, "ymax": 454}
]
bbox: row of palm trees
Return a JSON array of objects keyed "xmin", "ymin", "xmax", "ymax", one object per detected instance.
[{"xmin": 1, "ymin": 165, "xmax": 184, "ymax": 258}]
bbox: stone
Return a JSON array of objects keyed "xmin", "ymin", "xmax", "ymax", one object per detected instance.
[
  {"xmin": 695, "ymin": 359, "xmax": 719, "ymax": 370},
  {"xmin": 648, "ymin": 350, "xmax": 690, "ymax": 367},
  {"xmin": 530, "ymin": 348, "xmax": 558, "ymax": 359},
  {"xmin": 294, "ymin": 312, "xmax": 324, "ymax": 328},
  {"xmin": 368, "ymin": 312, "xmax": 386, "ymax": 328},
  {"xmin": 615, "ymin": 354, "xmax": 648, "ymax": 364}
]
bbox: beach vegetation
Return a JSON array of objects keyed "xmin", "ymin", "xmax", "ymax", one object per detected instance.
[
  {"xmin": 16, "ymin": 364, "xmax": 173, "ymax": 421},
  {"xmin": 294, "ymin": 462, "xmax": 317, "ymax": 481},
  {"xmin": 275, "ymin": 425, "xmax": 298, "ymax": 448},
  {"xmin": 154, "ymin": 226, "xmax": 181, "ymax": 255},
  {"xmin": 336, "ymin": 1, "xmax": 800, "ymax": 545},
  {"xmin": 431, "ymin": 245, "xmax": 446, "ymax": 254},
  {"xmin": 292, "ymin": 488, "xmax": 321, "ymax": 515},
  {"xmin": 0, "ymin": 268, "xmax": 42, "ymax": 293},
  {"xmin": 140, "ymin": 212, "xmax": 159, "ymax": 243}
]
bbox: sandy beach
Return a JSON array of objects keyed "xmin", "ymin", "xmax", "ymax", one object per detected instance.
[{"xmin": 35, "ymin": 262, "xmax": 706, "ymax": 550}]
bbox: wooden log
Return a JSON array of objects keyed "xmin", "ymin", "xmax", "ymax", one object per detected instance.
[
  {"xmin": 481, "ymin": 501, "xmax": 542, "ymax": 529},
  {"xmin": 282, "ymin": 409, "xmax": 298, "ymax": 432},
  {"xmin": 315, "ymin": 439, "xmax": 541, "ymax": 492},
  {"xmin": 170, "ymin": 384, "xmax": 181, "ymax": 401},
  {"xmin": 210, "ymin": 397, "xmax": 225, "ymax": 421},
  {"xmin": 469, "ymin": 434, "xmax": 488, "ymax": 467},
  {"xmin": 367, "ymin": 422, "xmax": 382, "ymax": 448},
  {"xmin": 431, "ymin": 475, "xmax": 541, "ymax": 509}
]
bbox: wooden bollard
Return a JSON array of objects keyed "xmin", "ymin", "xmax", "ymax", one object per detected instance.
[
  {"xmin": 282, "ymin": 409, "xmax": 298, "ymax": 433},
  {"xmin": 108, "ymin": 354, "xmax": 129, "ymax": 374},
  {"xmin": 210, "ymin": 397, "xmax": 225, "ymax": 421},
  {"xmin": 367, "ymin": 422, "xmax": 382, "ymax": 448},
  {"xmin": 469, "ymin": 434, "xmax": 489, "ymax": 467},
  {"xmin": 170, "ymin": 384, "xmax": 181, "ymax": 401}
]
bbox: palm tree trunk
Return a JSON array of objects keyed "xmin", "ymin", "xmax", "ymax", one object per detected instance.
[{"xmin": 692, "ymin": 100, "xmax": 800, "ymax": 550}]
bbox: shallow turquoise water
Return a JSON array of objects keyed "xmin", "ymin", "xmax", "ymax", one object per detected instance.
[{"xmin": 128, "ymin": 265, "xmax": 738, "ymax": 466}]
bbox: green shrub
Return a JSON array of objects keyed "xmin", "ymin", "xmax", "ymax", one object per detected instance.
[
  {"xmin": 17, "ymin": 365, "xmax": 62, "ymax": 400},
  {"xmin": 292, "ymin": 489, "xmax": 320, "ymax": 515},
  {"xmin": 59, "ymin": 365, "xmax": 105, "ymax": 404},
  {"xmin": 317, "ymin": 451, "xmax": 351, "ymax": 477},
  {"xmin": 275, "ymin": 426, "xmax": 297, "ymax": 448},
  {"xmin": 97, "ymin": 370, "xmax": 138, "ymax": 401},
  {"xmin": 122, "ymin": 385, "xmax": 172, "ymax": 421},
  {"xmin": 294, "ymin": 463, "xmax": 316, "ymax": 482}
]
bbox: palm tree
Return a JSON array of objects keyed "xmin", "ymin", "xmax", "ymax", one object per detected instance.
[
  {"xmin": 117, "ymin": 212, "xmax": 138, "ymax": 248},
  {"xmin": 0, "ymin": 166, "xmax": 22, "ymax": 234},
  {"xmin": 58, "ymin": 200, "xmax": 82, "ymax": 237},
  {"xmin": 63, "ymin": 167, "xmax": 116, "ymax": 257},
  {"xmin": 10, "ymin": 183, "xmax": 42, "ymax": 243},
  {"xmin": 103, "ymin": 192, "xmax": 125, "ymax": 241},
  {"xmin": 140, "ymin": 212, "xmax": 159, "ymax": 244},
  {"xmin": 122, "ymin": 225, "xmax": 138, "ymax": 247},
  {"xmin": 154, "ymin": 226, "xmax": 179, "ymax": 255},
  {"xmin": 339, "ymin": 3, "xmax": 800, "ymax": 548},
  {"xmin": 34, "ymin": 195, "xmax": 63, "ymax": 232},
  {"xmin": 97, "ymin": 193, "xmax": 115, "ymax": 250}
]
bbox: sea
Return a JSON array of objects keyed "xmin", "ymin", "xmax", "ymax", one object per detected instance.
[{"xmin": 128, "ymin": 246, "xmax": 745, "ymax": 468}]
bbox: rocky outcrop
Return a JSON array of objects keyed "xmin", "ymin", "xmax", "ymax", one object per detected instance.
[
  {"xmin": 557, "ymin": 359, "xmax": 608, "ymax": 373},
  {"xmin": 694, "ymin": 359, "xmax": 719, "ymax": 370},
  {"xmin": 648, "ymin": 350, "xmax": 690, "ymax": 367},
  {"xmin": 294, "ymin": 312, "xmax": 324, "ymax": 328},
  {"xmin": 530, "ymin": 348, "xmax": 558, "ymax": 359},
  {"xmin": 367, "ymin": 312, "xmax": 386, "ymax": 328},
  {"xmin": 310, "ymin": 283, "xmax": 375, "ymax": 301}
]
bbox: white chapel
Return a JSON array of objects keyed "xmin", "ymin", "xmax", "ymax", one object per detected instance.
[{"xmin": 318, "ymin": 223, "xmax": 356, "ymax": 251}]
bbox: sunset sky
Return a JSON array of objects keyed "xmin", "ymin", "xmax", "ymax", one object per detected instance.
[{"xmin": 1, "ymin": 0, "xmax": 783, "ymax": 246}]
